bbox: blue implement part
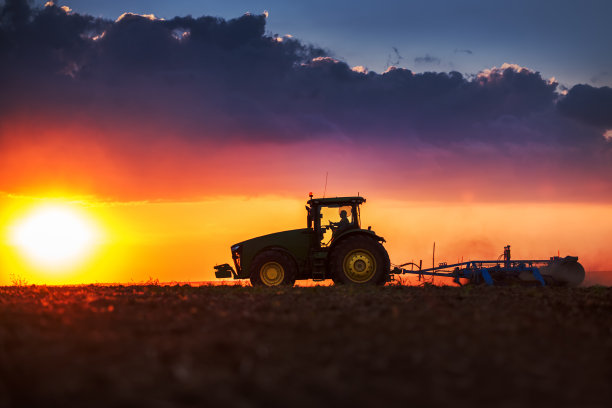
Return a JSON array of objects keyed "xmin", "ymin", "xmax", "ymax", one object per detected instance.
[
  {"xmin": 392, "ymin": 245, "xmax": 583, "ymax": 287},
  {"xmin": 480, "ymin": 268, "xmax": 494, "ymax": 286},
  {"xmin": 531, "ymin": 267, "xmax": 546, "ymax": 286}
]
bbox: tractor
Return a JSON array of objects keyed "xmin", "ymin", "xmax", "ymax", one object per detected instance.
[
  {"xmin": 214, "ymin": 194, "xmax": 390, "ymax": 286},
  {"xmin": 214, "ymin": 194, "xmax": 586, "ymax": 287}
]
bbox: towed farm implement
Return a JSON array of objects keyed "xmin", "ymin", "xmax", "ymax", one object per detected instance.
[
  {"xmin": 214, "ymin": 195, "xmax": 585, "ymax": 287},
  {"xmin": 392, "ymin": 245, "xmax": 585, "ymax": 287}
]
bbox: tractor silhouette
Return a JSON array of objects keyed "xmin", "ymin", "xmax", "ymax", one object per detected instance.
[{"xmin": 214, "ymin": 195, "xmax": 389, "ymax": 286}]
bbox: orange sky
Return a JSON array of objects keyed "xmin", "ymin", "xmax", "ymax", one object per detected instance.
[
  {"xmin": 1, "ymin": 192, "xmax": 610, "ymax": 286},
  {"xmin": 2, "ymin": 117, "xmax": 610, "ymax": 204},
  {"xmin": 0, "ymin": 120, "xmax": 611, "ymax": 286},
  {"xmin": 1, "ymin": 119, "xmax": 611, "ymax": 286}
]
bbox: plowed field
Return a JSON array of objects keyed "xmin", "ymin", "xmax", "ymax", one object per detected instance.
[{"xmin": 1, "ymin": 284, "xmax": 611, "ymax": 407}]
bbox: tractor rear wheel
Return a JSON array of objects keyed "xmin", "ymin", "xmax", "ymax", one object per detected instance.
[
  {"xmin": 250, "ymin": 250, "xmax": 297, "ymax": 287},
  {"xmin": 330, "ymin": 235, "xmax": 390, "ymax": 285}
]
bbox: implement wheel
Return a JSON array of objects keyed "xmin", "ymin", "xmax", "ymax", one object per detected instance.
[
  {"xmin": 330, "ymin": 235, "xmax": 390, "ymax": 285},
  {"xmin": 250, "ymin": 250, "xmax": 297, "ymax": 287}
]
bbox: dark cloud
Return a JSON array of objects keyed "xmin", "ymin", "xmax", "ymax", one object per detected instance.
[
  {"xmin": 0, "ymin": 0, "xmax": 611, "ymax": 201},
  {"xmin": 414, "ymin": 54, "xmax": 441, "ymax": 65},
  {"xmin": 0, "ymin": 1, "xmax": 604, "ymax": 145},
  {"xmin": 0, "ymin": 0, "xmax": 30, "ymax": 28},
  {"xmin": 558, "ymin": 84, "xmax": 612, "ymax": 128}
]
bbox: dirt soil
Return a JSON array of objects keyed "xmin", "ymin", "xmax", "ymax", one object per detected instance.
[{"xmin": 0, "ymin": 284, "xmax": 611, "ymax": 408}]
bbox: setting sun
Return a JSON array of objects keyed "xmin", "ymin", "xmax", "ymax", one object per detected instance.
[{"xmin": 9, "ymin": 204, "xmax": 100, "ymax": 269}]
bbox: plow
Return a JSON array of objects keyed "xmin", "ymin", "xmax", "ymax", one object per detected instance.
[{"xmin": 214, "ymin": 194, "xmax": 585, "ymax": 287}]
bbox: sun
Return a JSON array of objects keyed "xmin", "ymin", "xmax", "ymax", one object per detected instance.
[{"xmin": 10, "ymin": 204, "xmax": 100, "ymax": 268}]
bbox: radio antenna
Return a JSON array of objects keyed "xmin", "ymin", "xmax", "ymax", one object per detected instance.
[{"xmin": 323, "ymin": 172, "xmax": 328, "ymax": 198}]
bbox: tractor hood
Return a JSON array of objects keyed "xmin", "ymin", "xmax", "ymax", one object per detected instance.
[
  {"xmin": 233, "ymin": 229, "xmax": 310, "ymax": 248},
  {"xmin": 231, "ymin": 229, "xmax": 313, "ymax": 279}
]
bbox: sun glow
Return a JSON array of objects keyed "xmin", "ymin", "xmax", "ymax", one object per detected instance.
[{"xmin": 9, "ymin": 204, "xmax": 101, "ymax": 269}]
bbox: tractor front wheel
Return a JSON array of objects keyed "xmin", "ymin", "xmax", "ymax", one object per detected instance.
[
  {"xmin": 330, "ymin": 235, "xmax": 390, "ymax": 285},
  {"xmin": 250, "ymin": 250, "xmax": 297, "ymax": 287}
]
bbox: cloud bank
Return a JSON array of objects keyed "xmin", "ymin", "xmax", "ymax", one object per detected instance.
[{"xmin": 1, "ymin": 1, "xmax": 611, "ymax": 201}]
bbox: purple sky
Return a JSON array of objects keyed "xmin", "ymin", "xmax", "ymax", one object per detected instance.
[{"xmin": 30, "ymin": 0, "xmax": 612, "ymax": 88}]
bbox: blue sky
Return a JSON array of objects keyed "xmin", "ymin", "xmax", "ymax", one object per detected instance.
[{"xmin": 38, "ymin": 0, "xmax": 612, "ymax": 88}]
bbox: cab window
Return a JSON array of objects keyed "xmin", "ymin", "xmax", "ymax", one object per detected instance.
[{"xmin": 319, "ymin": 205, "xmax": 354, "ymax": 245}]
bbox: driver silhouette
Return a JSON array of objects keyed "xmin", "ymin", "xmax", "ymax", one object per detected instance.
[{"xmin": 330, "ymin": 210, "xmax": 350, "ymax": 232}]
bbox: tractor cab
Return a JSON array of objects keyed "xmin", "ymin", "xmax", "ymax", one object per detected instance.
[{"xmin": 306, "ymin": 196, "xmax": 365, "ymax": 247}]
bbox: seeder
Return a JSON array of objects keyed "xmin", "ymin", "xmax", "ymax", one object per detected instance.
[{"xmin": 392, "ymin": 245, "xmax": 585, "ymax": 287}]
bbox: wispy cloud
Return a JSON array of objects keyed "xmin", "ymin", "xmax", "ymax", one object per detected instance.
[
  {"xmin": 414, "ymin": 54, "xmax": 441, "ymax": 65},
  {"xmin": 454, "ymin": 48, "xmax": 473, "ymax": 55}
]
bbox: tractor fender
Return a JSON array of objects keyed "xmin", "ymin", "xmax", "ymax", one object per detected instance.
[{"xmin": 329, "ymin": 230, "xmax": 386, "ymax": 252}]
